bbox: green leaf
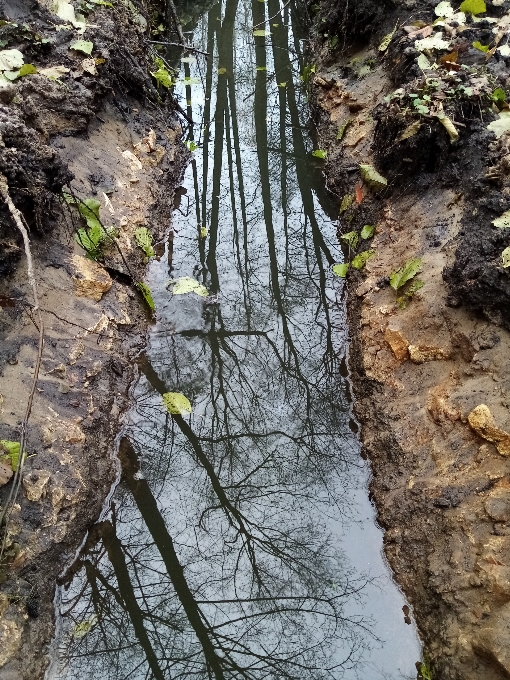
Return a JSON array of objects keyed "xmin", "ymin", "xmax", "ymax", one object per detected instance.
[
  {"xmin": 405, "ymin": 278, "xmax": 425, "ymax": 296},
  {"xmin": 134, "ymin": 227, "xmax": 155, "ymax": 258},
  {"xmin": 502, "ymin": 247, "xmax": 510, "ymax": 268},
  {"xmin": 162, "ymin": 392, "xmax": 192, "ymax": 415},
  {"xmin": 311, "ymin": 149, "xmax": 327, "ymax": 159},
  {"xmin": 492, "ymin": 88, "xmax": 507, "ymax": 104},
  {"xmin": 0, "ymin": 440, "xmax": 22, "ymax": 471},
  {"xmin": 332, "ymin": 263, "xmax": 349, "ymax": 278},
  {"xmin": 340, "ymin": 231, "xmax": 359, "ymax": 248},
  {"xmin": 413, "ymin": 99, "xmax": 429, "ymax": 115},
  {"xmin": 339, "ymin": 194, "xmax": 354, "ymax": 213},
  {"xmin": 217, "ymin": 67, "xmax": 227, "ymax": 74},
  {"xmin": 253, "ymin": 29, "xmax": 270, "ymax": 36},
  {"xmin": 352, "ymin": 250, "xmax": 375, "ymax": 269},
  {"xmin": 459, "ymin": 0, "xmax": 486, "ymax": 15},
  {"xmin": 300, "ymin": 63, "xmax": 316, "ymax": 83},
  {"xmin": 337, "ymin": 118, "xmax": 352, "ymax": 141},
  {"xmin": 74, "ymin": 225, "xmax": 104, "ymax": 257},
  {"xmin": 418, "ymin": 660, "xmax": 434, "ymax": 680},
  {"xmin": 359, "ymin": 164, "xmax": 387, "ymax": 191},
  {"xmin": 472, "ymin": 41, "xmax": 489, "ymax": 53},
  {"xmin": 136, "ymin": 282, "xmax": 155, "ymax": 311},
  {"xmin": 151, "ymin": 66, "xmax": 172, "ymax": 88},
  {"xmin": 390, "ymin": 257, "xmax": 423, "ymax": 291},
  {"xmin": 18, "ymin": 63, "xmax": 36, "ymax": 76},
  {"xmin": 70, "ymin": 39, "xmax": 93, "ymax": 55},
  {"xmin": 200, "ymin": 226, "xmax": 208, "ymax": 238},
  {"xmin": 493, "ymin": 210, "xmax": 510, "ymax": 229},
  {"xmin": 256, "ymin": 66, "xmax": 267, "ymax": 71},
  {"xmin": 185, "ymin": 140, "xmax": 198, "ymax": 152},
  {"xmin": 167, "ymin": 276, "xmax": 209, "ymax": 297},
  {"xmin": 73, "ymin": 615, "xmax": 98, "ymax": 639},
  {"xmin": 360, "ymin": 224, "xmax": 375, "ymax": 239}
]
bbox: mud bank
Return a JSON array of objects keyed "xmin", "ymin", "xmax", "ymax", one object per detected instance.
[
  {"xmin": 0, "ymin": 0, "xmax": 187, "ymax": 676},
  {"xmin": 310, "ymin": 0, "xmax": 510, "ymax": 678}
]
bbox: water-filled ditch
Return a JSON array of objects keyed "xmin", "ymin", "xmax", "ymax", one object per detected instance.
[{"xmin": 46, "ymin": 1, "xmax": 421, "ymax": 677}]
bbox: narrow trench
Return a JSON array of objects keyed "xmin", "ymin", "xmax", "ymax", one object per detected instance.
[{"xmin": 46, "ymin": 1, "xmax": 421, "ymax": 677}]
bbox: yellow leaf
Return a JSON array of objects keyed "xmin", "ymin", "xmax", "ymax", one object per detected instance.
[{"xmin": 162, "ymin": 392, "xmax": 192, "ymax": 415}]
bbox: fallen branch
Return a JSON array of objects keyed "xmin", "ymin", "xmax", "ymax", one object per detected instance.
[{"xmin": 0, "ymin": 173, "xmax": 44, "ymax": 556}]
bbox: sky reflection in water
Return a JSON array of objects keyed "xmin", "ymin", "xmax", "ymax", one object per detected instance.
[{"xmin": 48, "ymin": 1, "xmax": 420, "ymax": 678}]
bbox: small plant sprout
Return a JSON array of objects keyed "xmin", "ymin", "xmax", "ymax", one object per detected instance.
[
  {"xmin": 352, "ymin": 250, "xmax": 375, "ymax": 269},
  {"xmin": 390, "ymin": 257, "xmax": 424, "ymax": 308},
  {"xmin": 135, "ymin": 227, "xmax": 155, "ymax": 258},
  {"xmin": 417, "ymin": 658, "xmax": 433, "ymax": 680},
  {"xmin": 65, "ymin": 193, "xmax": 117, "ymax": 260},
  {"xmin": 151, "ymin": 57, "xmax": 173, "ymax": 89},
  {"xmin": 186, "ymin": 140, "xmax": 199, "ymax": 152},
  {"xmin": 136, "ymin": 282, "xmax": 155, "ymax": 312}
]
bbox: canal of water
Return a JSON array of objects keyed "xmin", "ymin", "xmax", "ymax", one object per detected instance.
[{"xmin": 46, "ymin": 1, "xmax": 421, "ymax": 678}]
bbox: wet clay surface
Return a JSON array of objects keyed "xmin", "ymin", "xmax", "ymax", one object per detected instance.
[
  {"xmin": 0, "ymin": 0, "xmax": 187, "ymax": 677},
  {"xmin": 311, "ymin": 0, "xmax": 510, "ymax": 678}
]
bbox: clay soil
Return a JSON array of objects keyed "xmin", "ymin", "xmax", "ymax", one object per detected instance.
[
  {"xmin": 310, "ymin": 0, "xmax": 510, "ymax": 678},
  {"xmin": 0, "ymin": 0, "xmax": 187, "ymax": 677}
]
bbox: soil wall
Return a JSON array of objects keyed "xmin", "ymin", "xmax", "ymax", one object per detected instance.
[
  {"xmin": 310, "ymin": 0, "xmax": 510, "ymax": 678},
  {"xmin": 0, "ymin": 0, "xmax": 187, "ymax": 676}
]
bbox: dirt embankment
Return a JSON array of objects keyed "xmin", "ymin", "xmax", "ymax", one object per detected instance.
[
  {"xmin": 0, "ymin": 0, "xmax": 187, "ymax": 676},
  {"xmin": 310, "ymin": 0, "xmax": 510, "ymax": 678}
]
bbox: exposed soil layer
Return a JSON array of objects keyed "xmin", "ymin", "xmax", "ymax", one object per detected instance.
[
  {"xmin": 310, "ymin": 0, "xmax": 510, "ymax": 678},
  {"xmin": 0, "ymin": 0, "xmax": 187, "ymax": 676}
]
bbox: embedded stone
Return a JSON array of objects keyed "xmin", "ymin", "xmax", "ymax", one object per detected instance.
[
  {"xmin": 408, "ymin": 344, "xmax": 450, "ymax": 364},
  {"xmin": 485, "ymin": 490, "xmax": 510, "ymax": 523},
  {"xmin": 69, "ymin": 254, "xmax": 112, "ymax": 302},
  {"xmin": 384, "ymin": 326, "xmax": 409, "ymax": 361}
]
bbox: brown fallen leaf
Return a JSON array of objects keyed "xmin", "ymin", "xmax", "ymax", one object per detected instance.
[
  {"xmin": 468, "ymin": 404, "xmax": 510, "ymax": 456},
  {"xmin": 405, "ymin": 25, "xmax": 433, "ymax": 40}
]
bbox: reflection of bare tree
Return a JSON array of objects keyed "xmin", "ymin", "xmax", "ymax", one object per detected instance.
[
  {"xmin": 52, "ymin": 1, "xmax": 375, "ymax": 678},
  {"xmin": 58, "ymin": 430, "xmax": 371, "ymax": 680}
]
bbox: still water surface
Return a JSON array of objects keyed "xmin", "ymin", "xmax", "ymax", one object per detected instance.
[{"xmin": 47, "ymin": 1, "xmax": 420, "ymax": 677}]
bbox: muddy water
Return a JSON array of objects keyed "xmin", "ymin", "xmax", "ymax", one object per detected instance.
[{"xmin": 46, "ymin": 1, "xmax": 420, "ymax": 678}]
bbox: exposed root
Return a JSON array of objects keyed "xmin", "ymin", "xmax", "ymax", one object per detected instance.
[{"xmin": 0, "ymin": 172, "xmax": 44, "ymax": 556}]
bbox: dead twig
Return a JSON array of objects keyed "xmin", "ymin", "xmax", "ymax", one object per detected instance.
[
  {"xmin": 146, "ymin": 40, "xmax": 209, "ymax": 57},
  {"xmin": 253, "ymin": 0, "xmax": 291, "ymax": 28},
  {"xmin": 166, "ymin": 0, "xmax": 186, "ymax": 45},
  {"xmin": 0, "ymin": 173, "xmax": 44, "ymax": 556}
]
